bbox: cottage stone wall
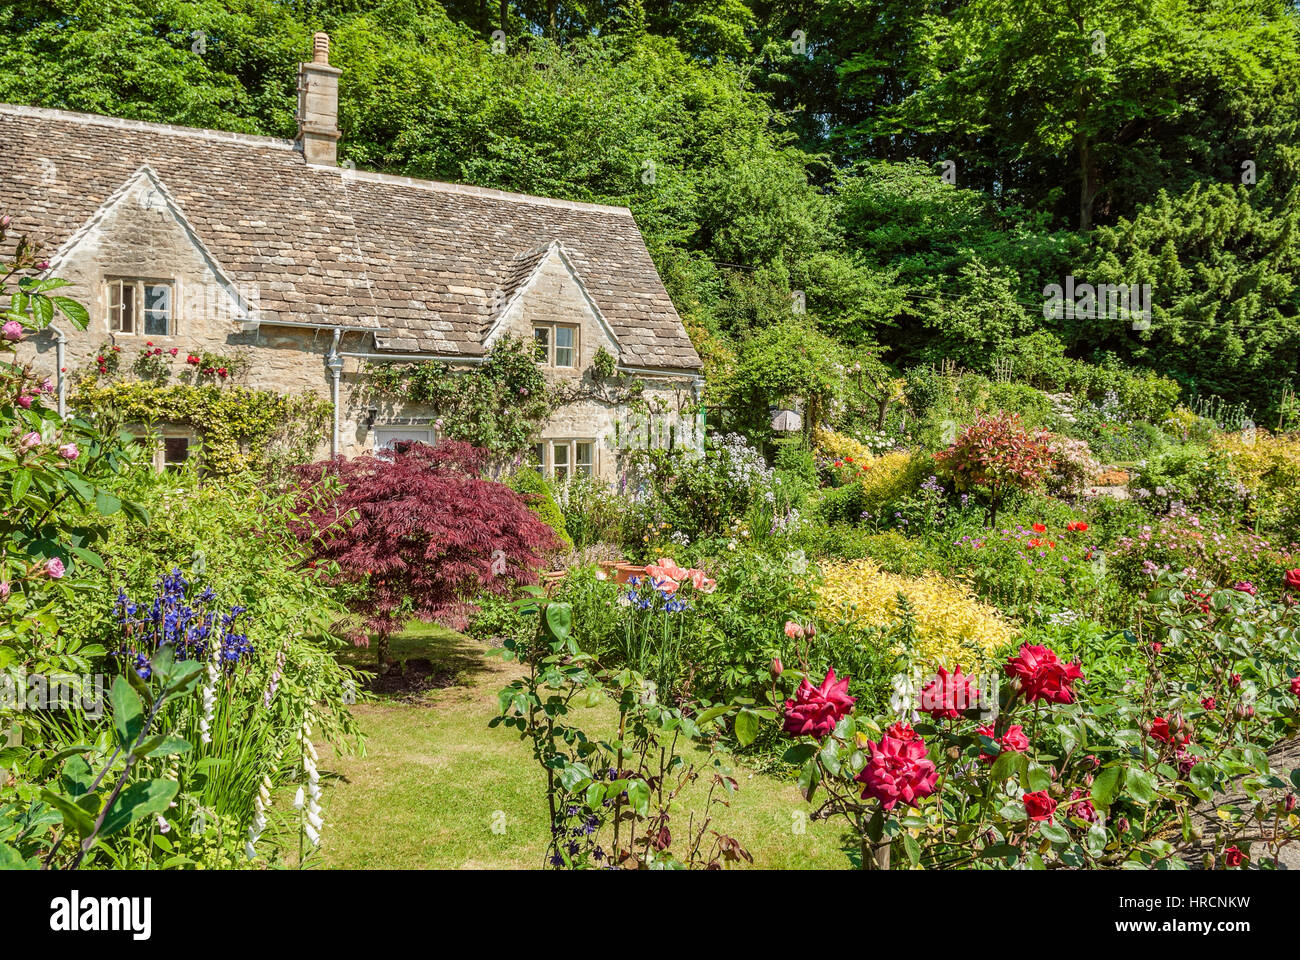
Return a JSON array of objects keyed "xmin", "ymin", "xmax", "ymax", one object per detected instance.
[{"xmin": 19, "ymin": 181, "xmax": 702, "ymax": 471}]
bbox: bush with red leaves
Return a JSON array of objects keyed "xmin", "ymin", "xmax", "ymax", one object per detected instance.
[
  {"xmin": 291, "ymin": 440, "xmax": 559, "ymax": 670},
  {"xmin": 933, "ymin": 412, "xmax": 1053, "ymax": 528}
]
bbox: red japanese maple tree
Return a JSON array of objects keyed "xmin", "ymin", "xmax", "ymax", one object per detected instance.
[
  {"xmin": 933, "ymin": 412, "xmax": 1053, "ymax": 528},
  {"xmin": 291, "ymin": 440, "xmax": 559, "ymax": 671}
]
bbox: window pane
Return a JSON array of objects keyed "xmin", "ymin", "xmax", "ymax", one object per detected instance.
[
  {"xmin": 532, "ymin": 326, "xmax": 550, "ymax": 362},
  {"xmin": 576, "ymin": 442, "xmax": 594, "ymax": 476},
  {"xmin": 111, "ymin": 282, "xmax": 134, "ymax": 334},
  {"xmin": 552, "ymin": 442, "xmax": 569, "ymax": 480},
  {"xmin": 144, "ymin": 284, "xmax": 171, "ymax": 336},
  {"xmin": 163, "ymin": 437, "xmax": 189, "ymax": 471},
  {"xmin": 555, "ymin": 327, "xmax": 575, "ymax": 366}
]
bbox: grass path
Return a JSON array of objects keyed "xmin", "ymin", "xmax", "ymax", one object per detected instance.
[{"xmin": 311, "ymin": 624, "xmax": 852, "ymax": 869}]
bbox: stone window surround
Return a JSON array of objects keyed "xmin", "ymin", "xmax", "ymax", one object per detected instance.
[
  {"xmin": 106, "ymin": 275, "xmax": 178, "ymax": 338},
  {"xmin": 532, "ymin": 321, "xmax": 578, "ymax": 369},
  {"xmin": 128, "ymin": 424, "xmax": 195, "ymax": 472},
  {"xmin": 531, "ymin": 438, "xmax": 596, "ymax": 480}
]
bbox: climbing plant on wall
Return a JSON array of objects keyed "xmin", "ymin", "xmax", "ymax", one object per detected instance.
[
  {"xmin": 365, "ymin": 334, "xmax": 556, "ymax": 461},
  {"xmin": 72, "ymin": 379, "xmax": 330, "ymax": 476}
]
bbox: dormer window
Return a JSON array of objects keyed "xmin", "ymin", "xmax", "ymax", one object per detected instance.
[
  {"xmin": 533, "ymin": 322, "xmax": 577, "ymax": 368},
  {"xmin": 108, "ymin": 278, "xmax": 173, "ymax": 336}
]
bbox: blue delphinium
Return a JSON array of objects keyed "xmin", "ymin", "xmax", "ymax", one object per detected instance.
[{"xmin": 113, "ymin": 569, "xmax": 254, "ymax": 677}]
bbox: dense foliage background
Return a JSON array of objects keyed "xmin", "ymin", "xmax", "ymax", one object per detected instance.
[{"xmin": 3, "ymin": 0, "xmax": 1297, "ymax": 416}]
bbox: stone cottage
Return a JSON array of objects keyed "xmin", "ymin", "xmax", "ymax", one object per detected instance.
[{"xmin": 0, "ymin": 33, "xmax": 704, "ymax": 477}]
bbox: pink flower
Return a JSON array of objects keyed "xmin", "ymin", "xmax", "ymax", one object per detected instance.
[
  {"xmin": 919, "ymin": 664, "xmax": 978, "ymax": 718},
  {"xmin": 16, "ymin": 395, "xmax": 32, "ymax": 408},
  {"xmin": 1004, "ymin": 644, "xmax": 1084, "ymax": 704},
  {"xmin": 685, "ymin": 568, "xmax": 715, "ymax": 593},
  {"xmin": 58, "ymin": 443, "xmax": 78, "ymax": 461},
  {"xmin": 977, "ymin": 723, "xmax": 1030, "ymax": 761},
  {"xmin": 2, "ymin": 320, "xmax": 24, "ymax": 341},
  {"xmin": 782, "ymin": 668, "xmax": 856, "ymax": 738},
  {"xmin": 18, "ymin": 432, "xmax": 39, "ymax": 452},
  {"xmin": 44, "ymin": 557, "xmax": 64, "ymax": 579},
  {"xmin": 0, "ymin": 582, "xmax": 9, "ymax": 601},
  {"xmin": 1233, "ymin": 581, "xmax": 1258, "ymax": 596},
  {"xmin": 856, "ymin": 734, "xmax": 938, "ymax": 811},
  {"xmin": 1068, "ymin": 788, "xmax": 1098, "ymax": 823},
  {"xmin": 1290, "ymin": 676, "xmax": 1300, "ymax": 698},
  {"xmin": 654, "ymin": 557, "xmax": 689, "ymax": 581},
  {"xmin": 784, "ymin": 620, "xmax": 805, "ymax": 640}
]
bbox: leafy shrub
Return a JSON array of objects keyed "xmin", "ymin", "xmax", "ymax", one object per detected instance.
[
  {"xmin": 1215, "ymin": 430, "xmax": 1300, "ymax": 539},
  {"xmin": 813, "ymin": 427, "xmax": 876, "ymax": 464},
  {"xmin": 816, "ymin": 481, "xmax": 868, "ymax": 525},
  {"xmin": 1045, "ymin": 434, "xmax": 1101, "ymax": 497},
  {"xmin": 553, "ymin": 473, "xmax": 621, "ymax": 548},
  {"xmin": 507, "ymin": 468, "xmax": 573, "ymax": 550},
  {"xmin": 818, "ymin": 558, "xmax": 1018, "ymax": 671},
  {"xmin": 292, "ymin": 441, "xmax": 559, "ymax": 669},
  {"xmin": 933, "ymin": 413, "xmax": 1053, "ymax": 527},
  {"xmin": 551, "ymin": 565, "xmax": 626, "ymax": 661},
  {"xmin": 857, "ymin": 449, "xmax": 931, "ymax": 518},
  {"xmin": 1130, "ymin": 443, "xmax": 1246, "ymax": 518}
]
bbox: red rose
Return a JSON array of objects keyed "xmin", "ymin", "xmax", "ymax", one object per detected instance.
[
  {"xmin": 782, "ymin": 668, "xmax": 856, "ymax": 738},
  {"xmin": 919, "ymin": 664, "xmax": 978, "ymax": 718},
  {"xmin": 1290, "ymin": 676, "xmax": 1300, "ymax": 698},
  {"xmin": 1223, "ymin": 846, "xmax": 1244, "ymax": 868},
  {"xmin": 1004, "ymin": 644, "xmax": 1085, "ymax": 705},
  {"xmin": 1023, "ymin": 790, "xmax": 1057, "ymax": 822},
  {"xmin": 1150, "ymin": 716, "xmax": 1189, "ymax": 745},
  {"xmin": 1285, "ymin": 569, "xmax": 1300, "ymax": 591},
  {"xmin": 885, "ymin": 721, "xmax": 918, "ymax": 742},
  {"xmin": 1201, "ymin": 696, "xmax": 1216, "ymax": 710},
  {"xmin": 169, "ymin": 347, "xmax": 178, "ymax": 356},
  {"xmin": 856, "ymin": 734, "xmax": 938, "ymax": 811}
]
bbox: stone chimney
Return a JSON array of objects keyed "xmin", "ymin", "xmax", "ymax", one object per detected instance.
[{"xmin": 297, "ymin": 32, "xmax": 341, "ymax": 166}]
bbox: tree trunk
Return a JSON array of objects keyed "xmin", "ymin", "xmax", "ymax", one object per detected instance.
[
  {"xmin": 548, "ymin": 0, "xmax": 557, "ymax": 38},
  {"xmin": 500, "ymin": 0, "xmax": 508, "ymax": 34},
  {"xmin": 376, "ymin": 632, "xmax": 390, "ymax": 675}
]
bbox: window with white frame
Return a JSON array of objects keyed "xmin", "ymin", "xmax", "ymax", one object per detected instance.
[
  {"xmin": 532, "ymin": 322, "xmax": 577, "ymax": 368},
  {"xmin": 531, "ymin": 439, "xmax": 596, "ymax": 479},
  {"xmin": 108, "ymin": 278, "xmax": 174, "ymax": 336},
  {"xmin": 373, "ymin": 425, "xmax": 435, "ymax": 454}
]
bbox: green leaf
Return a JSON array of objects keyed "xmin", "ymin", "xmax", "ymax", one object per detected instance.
[
  {"xmin": 40, "ymin": 789, "xmax": 96, "ymax": 838},
  {"xmin": 99, "ymin": 780, "xmax": 179, "ymax": 837},
  {"xmin": 543, "ymin": 602, "xmax": 572, "ymax": 642},
  {"xmin": 1091, "ymin": 766, "xmax": 1123, "ymax": 809},
  {"xmin": 798, "ymin": 756, "xmax": 820, "ymax": 802},
  {"xmin": 734, "ymin": 707, "xmax": 760, "ymax": 747},
  {"xmin": 93, "ymin": 489, "xmax": 121, "ymax": 517},
  {"xmin": 625, "ymin": 778, "xmax": 651, "ymax": 816},
  {"xmin": 109, "ymin": 676, "xmax": 145, "ymax": 749},
  {"xmin": 1126, "ymin": 767, "xmax": 1158, "ymax": 805}
]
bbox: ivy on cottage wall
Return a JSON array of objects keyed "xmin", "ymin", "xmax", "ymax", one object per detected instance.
[
  {"xmin": 72, "ymin": 379, "xmax": 331, "ymax": 476},
  {"xmin": 365, "ymin": 334, "xmax": 556, "ymax": 461}
]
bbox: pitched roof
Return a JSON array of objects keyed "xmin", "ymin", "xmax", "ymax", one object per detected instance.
[{"xmin": 0, "ymin": 104, "xmax": 703, "ymax": 371}]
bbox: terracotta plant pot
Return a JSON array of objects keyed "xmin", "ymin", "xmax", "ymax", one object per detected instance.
[{"xmin": 615, "ymin": 563, "xmax": 646, "ymax": 585}]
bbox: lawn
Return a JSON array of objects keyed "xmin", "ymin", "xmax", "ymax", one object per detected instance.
[{"xmin": 310, "ymin": 622, "xmax": 853, "ymax": 869}]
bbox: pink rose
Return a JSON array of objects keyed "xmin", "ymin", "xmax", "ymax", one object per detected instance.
[
  {"xmin": 18, "ymin": 432, "xmax": 39, "ymax": 452},
  {"xmin": 1233, "ymin": 581, "xmax": 1258, "ymax": 596},
  {"xmin": 1290, "ymin": 676, "xmax": 1300, "ymax": 698},
  {"xmin": 784, "ymin": 620, "xmax": 805, "ymax": 640},
  {"xmin": 16, "ymin": 395, "xmax": 32, "ymax": 408},
  {"xmin": 44, "ymin": 557, "xmax": 64, "ymax": 579},
  {"xmin": 1068, "ymin": 788, "xmax": 1098, "ymax": 823},
  {"xmin": 58, "ymin": 443, "xmax": 79, "ymax": 461},
  {"xmin": 977, "ymin": 723, "xmax": 1030, "ymax": 761},
  {"xmin": 782, "ymin": 668, "xmax": 856, "ymax": 738},
  {"xmin": 2, "ymin": 320, "xmax": 23, "ymax": 341},
  {"xmin": 856, "ymin": 734, "xmax": 938, "ymax": 811}
]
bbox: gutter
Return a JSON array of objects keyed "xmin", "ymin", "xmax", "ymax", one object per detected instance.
[
  {"xmin": 325, "ymin": 329, "xmax": 344, "ymax": 457},
  {"xmin": 50, "ymin": 325, "xmax": 67, "ymax": 416}
]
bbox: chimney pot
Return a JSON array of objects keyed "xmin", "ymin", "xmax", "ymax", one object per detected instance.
[{"xmin": 298, "ymin": 32, "xmax": 341, "ymax": 166}]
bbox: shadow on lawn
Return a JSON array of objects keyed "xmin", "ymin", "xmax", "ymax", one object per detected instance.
[{"xmin": 334, "ymin": 621, "xmax": 499, "ymax": 700}]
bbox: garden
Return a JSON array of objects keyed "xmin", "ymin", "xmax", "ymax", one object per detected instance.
[{"xmin": 3, "ymin": 222, "xmax": 1298, "ymax": 873}]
